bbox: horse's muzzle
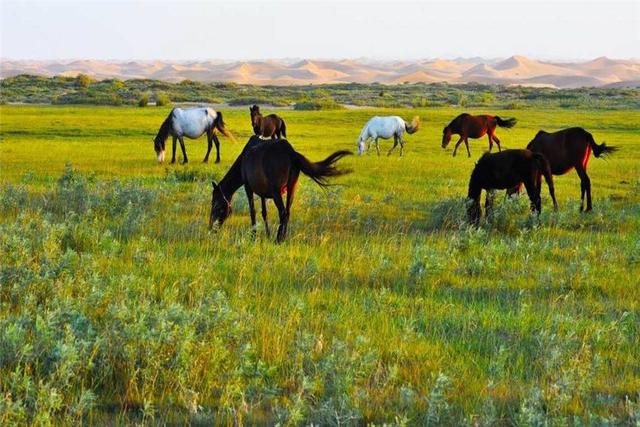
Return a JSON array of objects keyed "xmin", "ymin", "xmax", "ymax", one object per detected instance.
[{"xmin": 157, "ymin": 150, "xmax": 165, "ymax": 163}]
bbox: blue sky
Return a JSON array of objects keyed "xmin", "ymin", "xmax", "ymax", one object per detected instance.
[{"xmin": 1, "ymin": 0, "xmax": 638, "ymax": 60}]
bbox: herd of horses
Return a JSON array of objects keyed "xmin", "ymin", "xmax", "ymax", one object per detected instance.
[{"xmin": 152, "ymin": 106, "xmax": 616, "ymax": 242}]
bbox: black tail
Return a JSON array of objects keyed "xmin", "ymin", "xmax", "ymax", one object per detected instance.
[
  {"xmin": 587, "ymin": 132, "xmax": 617, "ymax": 158},
  {"xmin": 533, "ymin": 152, "xmax": 558, "ymax": 209},
  {"xmin": 213, "ymin": 111, "xmax": 225, "ymax": 132},
  {"xmin": 281, "ymin": 119, "xmax": 287, "ymax": 138},
  {"xmin": 495, "ymin": 116, "xmax": 517, "ymax": 128},
  {"xmin": 293, "ymin": 149, "xmax": 352, "ymax": 187}
]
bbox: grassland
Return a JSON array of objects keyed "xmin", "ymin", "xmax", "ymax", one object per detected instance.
[{"xmin": 1, "ymin": 105, "xmax": 639, "ymax": 425}]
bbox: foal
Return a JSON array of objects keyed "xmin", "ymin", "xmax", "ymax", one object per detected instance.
[
  {"xmin": 250, "ymin": 105, "xmax": 287, "ymax": 139},
  {"xmin": 467, "ymin": 149, "xmax": 557, "ymax": 225}
]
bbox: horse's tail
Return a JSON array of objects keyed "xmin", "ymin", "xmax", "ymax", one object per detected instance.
[
  {"xmin": 587, "ymin": 131, "xmax": 617, "ymax": 158},
  {"xmin": 532, "ymin": 152, "xmax": 558, "ymax": 209},
  {"xmin": 214, "ymin": 111, "xmax": 237, "ymax": 143},
  {"xmin": 293, "ymin": 148, "xmax": 352, "ymax": 187},
  {"xmin": 280, "ymin": 119, "xmax": 287, "ymax": 138},
  {"xmin": 495, "ymin": 116, "xmax": 517, "ymax": 128},
  {"xmin": 404, "ymin": 116, "xmax": 421, "ymax": 134}
]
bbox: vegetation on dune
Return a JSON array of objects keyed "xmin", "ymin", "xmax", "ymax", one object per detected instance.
[
  {"xmin": 0, "ymin": 105, "xmax": 639, "ymax": 424},
  {"xmin": 2, "ymin": 74, "xmax": 640, "ymax": 110}
]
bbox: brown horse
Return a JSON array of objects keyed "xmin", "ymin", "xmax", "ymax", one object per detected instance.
[
  {"xmin": 468, "ymin": 149, "xmax": 557, "ymax": 225},
  {"xmin": 250, "ymin": 105, "xmax": 287, "ymax": 139},
  {"xmin": 442, "ymin": 113, "xmax": 517, "ymax": 157},
  {"xmin": 209, "ymin": 136, "xmax": 351, "ymax": 242},
  {"xmin": 508, "ymin": 127, "xmax": 617, "ymax": 211}
]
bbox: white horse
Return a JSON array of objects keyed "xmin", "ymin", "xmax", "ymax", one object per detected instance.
[
  {"xmin": 356, "ymin": 116, "xmax": 420, "ymax": 156},
  {"xmin": 153, "ymin": 107, "xmax": 235, "ymax": 164}
]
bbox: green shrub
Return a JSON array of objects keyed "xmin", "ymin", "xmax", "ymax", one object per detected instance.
[
  {"xmin": 138, "ymin": 93, "xmax": 149, "ymax": 107},
  {"xmin": 75, "ymin": 73, "xmax": 92, "ymax": 89},
  {"xmin": 294, "ymin": 98, "xmax": 344, "ymax": 111},
  {"xmin": 155, "ymin": 92, "xmax": 170, "ymax": 106}
]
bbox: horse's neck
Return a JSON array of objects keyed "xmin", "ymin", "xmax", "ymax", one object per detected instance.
[{"xmin": 219, "ymin": 159, "xmax": 244, "ymax": 200}]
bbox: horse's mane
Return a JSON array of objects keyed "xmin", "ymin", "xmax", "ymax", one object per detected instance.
[{"xmin": 154, "ymin": 109, "xmax": 175, "ymax": 143}]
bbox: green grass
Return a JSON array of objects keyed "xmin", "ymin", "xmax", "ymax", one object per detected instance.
[{"xmin": 1, "ymin": 105, "xmax": 639, "ymax": 425}]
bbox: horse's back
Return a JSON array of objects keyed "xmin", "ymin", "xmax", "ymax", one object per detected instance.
[{"xmin": 172, "ymin": 107, "xmax": 215, "ymax": 138}]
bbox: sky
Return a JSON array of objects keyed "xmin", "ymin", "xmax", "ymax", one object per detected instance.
[{"xmin": 1, "ymin": 0, "xmax": 638, "ymax": 61}]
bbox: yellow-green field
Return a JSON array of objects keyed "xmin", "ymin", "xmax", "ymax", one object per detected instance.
[{"xmin": 1, "ymin": 105, "xmax": 639, "ymax": 425}]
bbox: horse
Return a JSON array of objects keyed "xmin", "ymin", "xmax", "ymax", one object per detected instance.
[
  {"xmin": 209, "ymin": 136, "xmax": 352, "ymax": 243},
  {"xmin": 249, "ymin": 105, "xmax": 287, "ymax": 139},
  {"xmin": 356, "ymin": 116, "xmax": 420, "ymax": 156},
  {"xmin": 508, "ymin": 127, "xmax": 617, "ymax": 212},
  {"xmin": 467, "ymin": 149, "xmax": 557, "ymax": 225},
  {"xmin": 442, "ymin": 113, "xmax": 517, "ymax": 157},
  {"xmin": 153, "ymin": 107, "xmax": 235, "ymax": 164}
]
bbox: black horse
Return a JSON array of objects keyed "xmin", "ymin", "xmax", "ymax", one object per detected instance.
[
  {"xmin": 508, "ymin": 127, "xmax": 616, "ymax": 212},
  {"xmin": 467, "ymin": 149, "xmax": 557, "ymax": 225},
  {"xmin": 210, "ymin": 136, "xmax": 352, "ymax": 242}
]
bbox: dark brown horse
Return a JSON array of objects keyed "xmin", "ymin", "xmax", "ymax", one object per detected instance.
[
  {"xmin": 468, "ymin": 149, "xmax": 557, "ymax": 225},
  {"xmin": 250, "ymin": 105, "xmax": 287, "ymax": 139},
  {"xmin": 508, "ymin": 127, "xmax": 617, "ymax": 212},
  {"xmin": 442, "ymin": 113, "xmax": 517, "ymax": 157},
  {"xmin": 209, "ymin": 136, "xmax": 351, "ymax": 242}
]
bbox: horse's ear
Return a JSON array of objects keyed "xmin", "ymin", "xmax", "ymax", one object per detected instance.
[{"xmin": 211, "ymin": 180, "xmax": 218, "ymax": 189}]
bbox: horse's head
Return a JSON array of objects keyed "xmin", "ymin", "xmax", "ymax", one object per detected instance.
[
  {"xmin": 249, "ymin": 105, "xmax": 261, "ymax": 128},
  {"xmin": 441, "ymin": 127, "xmax": 453, "ymax": 149},
  {"xmin": 357, "ymin": 138, "xmax": 366, "ymax": 156},
  {"xmin": 209, "ymin": 181, "xmax": 232, "ymax": 229},
  {"xmin": 153, "ymin": 136, "xmax": 166, "ymax": 163}
]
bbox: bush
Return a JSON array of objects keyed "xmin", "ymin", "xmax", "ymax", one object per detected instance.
[
  {"xmin": 294, "ymin": 98, "xmax": 344, "ymax": 111},
  {"xmin": 75, "ymin": 74, "xmax": 92, "ymax": 89},
  {"xmin": 138, "ymin": 93, "xmax": 149, "ymax": 107},
  {"xmin": 155, "ymin": 92, "xmax": 170, "ymax": 106}
]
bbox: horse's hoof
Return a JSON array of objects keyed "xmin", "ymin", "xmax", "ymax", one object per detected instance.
[{"xmin": 215, "ymin": 159, "xmax": 220, "ymax": 164}]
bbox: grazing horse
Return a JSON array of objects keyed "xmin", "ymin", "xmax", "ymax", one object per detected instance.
[
  {"xmin": 209, "ymin": 136, "xmax": 352, "ymax": 243},
  {"xmin": 442, "ymin": 113, "xmax": 517, "ymax": 157},
  {"xmin": 467, "ymin": 149, "xmax": 557, "ymax": 225},
  {"xmin": 250, "ymin": 105, "xmax": 287, "ymax": 139},
  {"xmin": 153, "ymin": 107, "xmax": 235, "ymax": 164},
  {"xmin": 356, "ymin": 116, "xmax": 420, "ymax": 156},
  {"xmin": 508, "ymin": 127, "xmax": 617, "ymax": 212}
]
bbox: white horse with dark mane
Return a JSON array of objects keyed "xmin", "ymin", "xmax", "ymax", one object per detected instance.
[
  {"xmin": 357, "ymin": 116, "xmax": 420, "ymax": 156},
  {"xmin": 153, "ymin": 107, "xmax": 235, "ymax": 164}
]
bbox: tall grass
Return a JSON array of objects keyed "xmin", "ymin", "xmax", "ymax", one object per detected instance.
[{"xmin": 1, "ymin": 106, "xmax": 639, "ymax": 424}]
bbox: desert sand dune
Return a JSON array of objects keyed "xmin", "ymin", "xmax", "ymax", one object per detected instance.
[{"xmin": 1, "ymin": 56, "xmax": 638, "ymax": 88}]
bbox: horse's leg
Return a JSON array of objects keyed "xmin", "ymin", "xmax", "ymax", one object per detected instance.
[
  {"xmin": 452, "ymin": 137, "xmax": 464, "ymax": 157},
  {"xmin": 399, "ymin": 136, "xmax": 405, "ymax": 157},
  {"xmin": 468, "ymin": 194, "xmax": 482, "ymax": 226},
  {"xmin": 244, "ymin": 185, "xmax": 257, "ymax": 237},
  {"xmin": 283, "ymin": 180, "xmax": 297, "ymax": 240},
  {"xmin": 388, "ymin": 135, "xmax": 398, "ymax": 156},
  {"xmin": 464, "ymin": 138, "xmax": 471, "ymax": 158},
  {"xmin": 261, "ymin": 197, "xmax": 270, "ymax": 237},
  {"xmin": 487, "ymin": 134, "xmax": 493, "ymax": 152},
  {"xmin": 178, "ymin": 136, "xmax": 188, "ymax": 164},
  {"xmin": 203, "ymin": 131, "xmax": 213, "ymax": 163},
  {"xmin": 171, "ymin": 136, "xmax": 177, "ymax": 164},
  {"xmin": 485, "ymin": 190, "xmax": 495, "ymax": 220},
  {"xmin": 576, "ymin": 166, "xmax": 592, "ymax": 212},
  {"xmin": 523, "ymin": 178, "xmax": 540, "ymax": 214},
  {"xmin": 212, "ymin": 134, "xmax": 221, "ymax": 163},
  {"xmin": 272, "ymin": 192, "xmax": 287, "ymax": 243},
  {"xmin": 492, "ymin": 134, "xmax": 502, "ymax": 152}
]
